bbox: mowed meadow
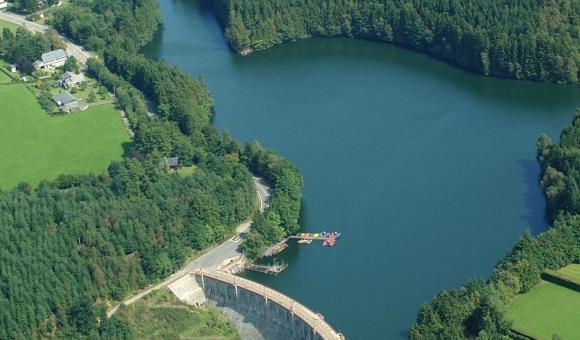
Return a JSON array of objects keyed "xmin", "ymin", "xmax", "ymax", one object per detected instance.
[
  {"xmin": 0, "ymin": 20, "xmax": 19, "ymax": 32},
  {"xmin": 0, "ymin": 84, "xmax": 130, "ymax": 189},
  {"xmin": 505, "ymin": 264, "xmax": 580, "ymax": 339}
]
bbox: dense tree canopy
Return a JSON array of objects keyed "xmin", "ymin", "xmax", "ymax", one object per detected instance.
[
  {"xmin": 215, "ymin": 0, "xmax": 579, "ymax": 83},
  {"xmin": 240, "ymin": 141, "xmax": 303, "ymax": 258},
  {"xmin": 538, "ymin": 110, "xmax": 580, "ymax": 220},
  {"xmin": 104, "ymin": 49, "xmax": 213, "ymax": 135},
  {"xmin": 0, "ymin": 159, "xmax": 255, "ymax": 338},
  {"xmin": 50, "ymin": 0, "xmax": 161, "ymax": 52}
]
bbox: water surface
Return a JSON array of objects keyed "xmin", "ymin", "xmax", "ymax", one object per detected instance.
[{"xmin": 144, "ymin": 1, "xmax": 580, "ymax": 338}]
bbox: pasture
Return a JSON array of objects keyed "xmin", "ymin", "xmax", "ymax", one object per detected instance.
[
  {"xmin": 505, "ymin": 280, "xmax": 580, "ymax": 339},
  {"xmin": 0, "ymin": 20, "xmax": 20, "ymax": 32},
  {"xmin": 0, "ymin": 84, "xmax": 130, "ymax": 189}
]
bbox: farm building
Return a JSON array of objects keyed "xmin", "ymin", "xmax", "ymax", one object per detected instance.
[
  {"xmin": 34, "ymin": 49, "xmax": 67, "ymax": 70},
  {"xmin": 52, "ymin": 91, "xmax": 79, "ymax": 112},
  {"xmin": 59, "ymin": 71, "xmax": 85, "ymax": 88},
  {"xmin": 159, "ymin": 157, "xmax": 180, "ymax": 171}
]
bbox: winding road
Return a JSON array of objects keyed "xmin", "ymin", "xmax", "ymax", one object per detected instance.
[
  {"xmin": 107, "ymin": 177, "xmax": 271, "ymax": 317},
  {"xmin": 0, "ymin": 12, "xmax": 92, "ymax": 64}
]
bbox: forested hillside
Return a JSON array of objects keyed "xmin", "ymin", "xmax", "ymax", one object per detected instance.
[
  {"xmin": 240, "ymin": 141, "xmax": 303, "ymax": 259},
  {"xmin": 0, "ymin": 0, "xmax": 302, "ymax": 338},
  {"xmin": 0, "ymin": 50, "xmax": 259, "ymax": 339},
  {"xmin": 50, "ymin": 0, "xmax": 162, "ymax": 52},
  {"xmin": 409, "ymin": 110, "xmax": 580, "ymax": 339},
  {"xmin": 214, "ymin": 0, "xmax": 579, "ymax": 83},
  {"xmin": 0, "ymin": 162, "xmax": 255, "ymax": 338},
  {"xmin": 538, "ymin": 116, "xmax": 580, "ymax": 220},
  {"xmin": 0, "ymin": 62, "xmax": 258, "ymax": 337}
]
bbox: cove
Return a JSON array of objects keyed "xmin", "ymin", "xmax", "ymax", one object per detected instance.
[{"xmin": 143, "ymin": 0, "xmax": 580, "ymax": 338}]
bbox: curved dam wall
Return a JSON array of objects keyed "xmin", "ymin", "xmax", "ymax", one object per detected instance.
[{"xmin": 193, "ymin": 273, "xmax": 329, "ymax": 340}]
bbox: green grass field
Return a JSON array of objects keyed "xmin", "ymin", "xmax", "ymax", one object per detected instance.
[
  {"xmin": 49, "ymin": 80, "xmax": 110, "ymax": 102},
  {"xmin": 0, "ymin": 20, "xmax": 20, "ymax": 32},
  {"xmin": 558, "ymin": 263, "xmax": 580, "ymax": 281},
  {"xmin": 116, "ymin": 289, "xmax": 240, "ymax": 340},
  {"xmin": 505, "ymin": 280, "xmax": 580, "ymax": 339},
  {"xmin": 178, "ymin": 165, "xmax": 197, "ymax": 176},
  {"xmin": 0, "ymin": 70, "xmax": 13, "ymax": 83},
  {"xmin": 0, "ymin": 59, "xmax": 15, "ymax": 83},
  {"xmin": 0, "ymin": 84, "xmax": 130, "ymax": 189}
]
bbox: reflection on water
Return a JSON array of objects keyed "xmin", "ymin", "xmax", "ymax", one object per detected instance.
[{"xmin": 144, "ymin": 0, "xmax": 580, "ymax": 338}]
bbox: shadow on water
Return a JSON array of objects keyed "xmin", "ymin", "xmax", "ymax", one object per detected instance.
[
  {"xmin": 518, "ymin": 159, "xmax": 549, "ymax": 234},
  {"xmin": 231, "ymin": 37, "xmax": 580, "ymax": 111},
  {"xmin": 298, "ymin": 198, "xmax": 308, "ymax": 227},
  {"xmin": 398, "ymin": 330, "xmax": 409, "ymax": 339},
  {"xmin": 142, "ymin": 0, "xmax": 223, "ymax": 59},
  {"xmin": 140, "ymin": 28, "xmax": 164, "ymax": 59},
  {"xmin": 144, "ymin": 0, "xmax": 579, "ymax": 114}
]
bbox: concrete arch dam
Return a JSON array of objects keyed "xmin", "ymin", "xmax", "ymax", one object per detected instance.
[{"xmin": 169, "ymin": 269, "xmax": 344, "ymax": 340}]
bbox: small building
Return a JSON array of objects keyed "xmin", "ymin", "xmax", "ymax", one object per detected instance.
[
  {"xmin": 9, "ymin": 64, "xmax": 17, "ymax": 73},
  {"xmin": 159, "ymin": 157, "xmax": 180, "ymax": 171},
  {"xmin": 167, "ymin": 157, "xmax": 179, "ymax": 170},
  {"xmin": 34, "ymin": 49, "xmax": 67, "ymax": 70},
  {"xmin": 0, "ymin": 0, "xmax": 7, "ymax": 10},
  {"xmin": 52, "ymin": 91, "xmax": 79, "ymax": 112},
  {"xmin": 59, "ymin": 71, "xmax": 85, "ymax": 88}
]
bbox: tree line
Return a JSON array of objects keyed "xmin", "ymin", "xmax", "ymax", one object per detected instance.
[
  {"xmin": 12, "ymin": 0, "xmax": 59, "ymax": 14},
  {"xmin": 240, "ymin": 141, "xmax": 303, "ymax": 259},
  {"xmin": 409, "ymin": 110, "xmax": 580, "ymax": 339},
  {"xmin": 214, "ymin": 0, "xmax": 579, "ymax": 84},
  {"xmin": 0, "ymin": 0, "xmax": 303, "ymax": 338},
  {"xmin": 0, "ymin": 27, "xmax": 65, "ymax": 73}
]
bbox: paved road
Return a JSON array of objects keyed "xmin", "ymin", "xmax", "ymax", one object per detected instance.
[
  {"xmin": 0, "ymin": 12, "xmax": 92, "ymax": 64},
  {"xmin": 254, "ymin": 176, "xmax": 271, "ymax": 213},
  {"xmin": 107, "ymin": 177, "xmax": 270, "ymax": 317}
]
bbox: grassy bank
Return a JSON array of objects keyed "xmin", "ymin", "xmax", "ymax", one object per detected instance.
[
  {"xmin": 0, "ymin": 20, "xmax": 20, "ymax": 32},
  {"xmin": 115, "ymin": 289, "xmax": 240, "ymax": 340},
  {"xmin": 505, "ymin": 265, "xmax": 580, "ymax": 339},
  {"xmin": 0, "ymin": 84, "xmax": 130, "ymax": 189},
  {"xmin": 558, "ymin": 263, "xmax": 580, "ymax": 281}
]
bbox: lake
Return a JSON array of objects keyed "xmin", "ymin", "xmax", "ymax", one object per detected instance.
[{"xmin": 143, "ymin": 0, "xmax": 580, "ymax": 338}]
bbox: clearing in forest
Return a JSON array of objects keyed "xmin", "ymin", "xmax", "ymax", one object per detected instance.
[
  {"xmin": 0, "ymin": 84, "xmax": 130, "ymax": 189},
  {"xmin": 505, "ymin": 278, "xmax": 580, "ymax": 339},
  {"xmin": 557, "ymin": 263, "xmax": 580, "ymax": 281},
  {"xmin": 115, "ymin": 288, "xmax": 240, "ymax": 340}
]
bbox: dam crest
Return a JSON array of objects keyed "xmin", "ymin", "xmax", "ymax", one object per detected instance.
[{"xmin": 169, "ymin": 268, "xmax": 344, "ymax": 340}]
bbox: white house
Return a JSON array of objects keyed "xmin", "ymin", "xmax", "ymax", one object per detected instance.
[
  {"xmin": 0, "ymin": 0, "xmax": 8, "ymax": 11},
  {"xmin": 59, "ymin": 71, "xmax": 85, "ymax": 88},
  {"xmin": 34, "ymin": 49, "xmax": 67, "ymax": 70}
]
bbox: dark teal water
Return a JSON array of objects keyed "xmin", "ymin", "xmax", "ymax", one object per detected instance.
[{"xmin": 143, "ymin": 1, "xmax": 580, "ymax": 338}]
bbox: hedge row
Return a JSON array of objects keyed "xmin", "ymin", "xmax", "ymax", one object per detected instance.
[
  {"xmin": 508, "ymin": 328, "xmax": 538, "ymax": 340},
  {"xmin": 541, "ymin": 269, "xmax": 580, "ymax": 292}
]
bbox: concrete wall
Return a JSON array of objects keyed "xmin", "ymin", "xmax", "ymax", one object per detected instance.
[
  {"xmin": 195, "ymin": 275, "xmax": 324, "ymax": 340},
  {"xmin": 168, "ymin": 275, "xmax": 206, "ymax": 306}
]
